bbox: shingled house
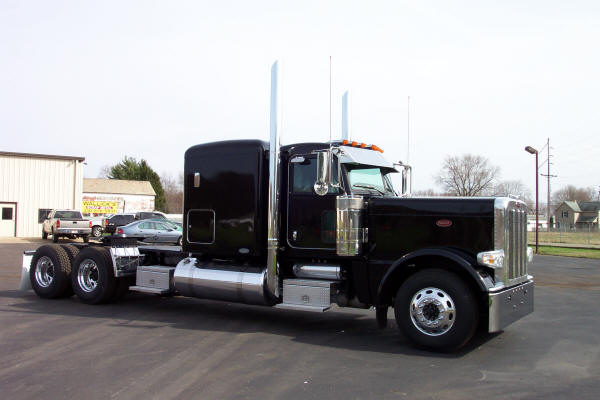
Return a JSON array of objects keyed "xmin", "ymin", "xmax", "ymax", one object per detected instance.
[{"xmin": 554, "ymin": 201, "xmax": 600, "ymax": 230}]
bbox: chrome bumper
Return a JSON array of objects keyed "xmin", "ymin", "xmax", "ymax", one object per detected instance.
[
  {"xmin": 56, "ymin": 228, "xmax": 91, "ymax": 235},
  {"xmin": 488, "ymin": 279, "xmax": 534, "ymax": 333}
]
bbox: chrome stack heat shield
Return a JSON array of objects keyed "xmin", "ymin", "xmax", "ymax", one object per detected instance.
[{"xmin": 336, "ymin": 195, "xmax": 367, "ymax": 256}]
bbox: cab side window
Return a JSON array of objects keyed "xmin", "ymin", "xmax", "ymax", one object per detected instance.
[{"xmin": 291, "ymin": 157, "xmax": 340, "ymax": 194}]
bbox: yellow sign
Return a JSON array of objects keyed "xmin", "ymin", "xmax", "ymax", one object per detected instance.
[{"xmin": 82, "ymin": 201, "xmax": 119, "ymax": 214}]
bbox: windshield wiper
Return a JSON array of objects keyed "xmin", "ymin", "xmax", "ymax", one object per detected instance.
[{"xmin": 352, "ymin": 183, "xmax": 385, "ymax": 195}]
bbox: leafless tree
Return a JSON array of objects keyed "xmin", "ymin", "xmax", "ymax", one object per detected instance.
[
  {"xmin": 493, "ymin": 179, "xmax": 533, "ymax": 211},
  {"xmin": 160, "ymin": 172, "xmax": 183, "ymax": 213},
  {"xmin": 412, "ymin": 189, "xmax": 446, "ymax": 197},
  {"xmin": 552, "ymin": 185, "xmax": 596, "ymax": 203},
  {"xmin": 435, "ymin": 154, "xmax": 500, "ymax": 196},
  {"xmin": 493, "ymin": 180, "xmax": 532, "ymax": 201},
  {"xmin": 97, "ymin": 165, "xmax": 111, "ymax": 178}
]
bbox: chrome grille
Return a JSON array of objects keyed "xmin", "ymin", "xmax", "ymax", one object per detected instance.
[
  {"xmin": 506, "ymin": 207, "xmax": 527, "ymax": 282},
  {"xmin": 494, "ymin": 199, "xmax": 528, "ymax": 286}
]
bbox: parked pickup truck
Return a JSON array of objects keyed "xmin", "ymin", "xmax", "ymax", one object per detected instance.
[
  {"xmin": 82, "ymin": 214, "xmax": 105, "ymax": 238},
  {"xmin": 42, "ymin": 210, "xmax": 92, "ymax": 243}
]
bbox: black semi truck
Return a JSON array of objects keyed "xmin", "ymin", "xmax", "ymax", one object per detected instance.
[{"xmin": 21, "ymin": 62, "xmax": 533, "ymax": 351}]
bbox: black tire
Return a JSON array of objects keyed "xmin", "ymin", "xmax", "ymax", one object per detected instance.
[
  {"xmin": 82, "ymin": 235, "xmax": 90, "ymax": 243},
  {"xmin": 52, "ymin": 229, "xmax": 59, "ymax": 243},
  {"xmin": 177, "ymin": 236, "xmax": 182, "ymax": 246},
  {"xmin": 59, "ymin": 244, "xmax": 80, "ymax": 297},
  {"xmin": 71, "ymin": 247, "xmax": 116, "ymax": 304},
  {"xmin": 42, "ymin": 230, "xmax": 48, "ymax": 240},
  {"xmin": 91, "ymin": 226, "xmax": 102, "ymax": 238},
  {"xmin": 29, "ymin": 245, "xmax": 72, "ymax": 299},
  {"xmin": 394, "ymin": 268, "xmax": 479, "ymax": 352}
]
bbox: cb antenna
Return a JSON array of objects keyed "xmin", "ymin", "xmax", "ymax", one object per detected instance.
[
  {"xmin": 329, "ymin": 56, "xmax": 332, "ymax": 147},
  {"xmin": 407, "ymin": 95, "xmax": 410, "ymax": 164}
]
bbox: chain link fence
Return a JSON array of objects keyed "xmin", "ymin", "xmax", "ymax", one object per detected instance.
[{"xmin": 528, "ymin": 226, "xmax": 600, "ymax": 246}]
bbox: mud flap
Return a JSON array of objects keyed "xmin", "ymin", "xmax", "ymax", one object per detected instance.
[{"xmin": 19, "ymin": 251, "xmax": 36, "ymax": 291}]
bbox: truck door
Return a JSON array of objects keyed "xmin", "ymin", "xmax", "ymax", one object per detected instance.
[{"xmin": 286, "ymin": 155, "xmax": 341, "ymax": 250}]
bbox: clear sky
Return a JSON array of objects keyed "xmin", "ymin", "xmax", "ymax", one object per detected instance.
[{"xmin": 1, "ymin": 0, "xmax": 598, "ymax": 199}]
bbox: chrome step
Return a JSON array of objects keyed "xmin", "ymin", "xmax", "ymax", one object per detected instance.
[
  {"xmin": 275, "ymin": 303, "xmax": 329, "ymax": 313},
  {"xmin": 129, "ymin": 286, "xmax": 171, "ymax": 295},
  {"xmin": 132, "ymin": 265, "xmax": 175, "ymax": 294},
  {"xmin": 278, "ymin": 279, "xmax": 336, "ymax": 312}
]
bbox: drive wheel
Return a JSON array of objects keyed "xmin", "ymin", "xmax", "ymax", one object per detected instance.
[
  {"xmin": 29, "ymin": 245, "xmax": 72, "ymax": 299},
  {"xmin": 394, "ymin": 268, "xmax": 478, "ymax": 351},
  {"xmin": 91, "ymin": 226, "xmax": 102, "ymax": 238},
  {"xmin": 59, "ymin": 244, "xmax": 80, "ymax": 297},
  {"xmin": 71, "ymin": 247, "xmax": 116, "ymax": 304}
]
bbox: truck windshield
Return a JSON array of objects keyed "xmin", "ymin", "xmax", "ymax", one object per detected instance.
[{"xmin": 347, "ymin": 167, "xmax": 396, "ymax": 196}]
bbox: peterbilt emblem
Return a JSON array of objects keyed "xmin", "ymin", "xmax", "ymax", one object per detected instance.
[{"xmin": 436, "ymin": 219, "xmax": 452, "ymax": 228}]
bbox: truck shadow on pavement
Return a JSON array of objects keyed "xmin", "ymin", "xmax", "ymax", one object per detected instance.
[{"xmin": 1, "ymin": 289, "xmax": 498, "ymax": 357}]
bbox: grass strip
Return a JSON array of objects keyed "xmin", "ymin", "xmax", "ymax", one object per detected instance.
[{"xmin": 535, "ymin": 246, "xmax": 600, "ymax": 259}]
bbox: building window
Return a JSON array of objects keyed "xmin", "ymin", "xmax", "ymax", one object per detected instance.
[
  {"xmin": 2, "ymin": 208, "xmax": 13, "ymax": 220},
  {"xmin": 38, "ymin": 209, "xmax": 52, "ymax": 223},
  {"xmin": 562, "ymin": 211, "xmax": 569, "ymax": 218}
]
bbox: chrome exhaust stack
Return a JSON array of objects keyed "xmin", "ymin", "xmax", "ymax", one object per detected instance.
[
  {"xmin": 172, "ymin": 61, "xmax": 282, "ymax": 306},
  {"xmin": 265, "ymin": 60, "xmax": 282, "ymax": 301}
]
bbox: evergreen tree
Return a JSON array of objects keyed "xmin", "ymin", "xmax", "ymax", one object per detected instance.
[{"xmin": 108, "ymin": 157, "xmax": 167, "ymax": 212}]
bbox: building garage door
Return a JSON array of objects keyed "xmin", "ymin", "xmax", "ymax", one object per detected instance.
[{"xmin": 0, "ymin": 203, "xmax": 16, "ymax": 237}]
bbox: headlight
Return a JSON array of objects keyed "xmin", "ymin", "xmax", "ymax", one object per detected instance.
[{"xmin": 477, "ymin": 249, "xmax": 505, "ymax": 269}]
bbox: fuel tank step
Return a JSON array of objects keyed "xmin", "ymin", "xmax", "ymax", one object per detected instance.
[
  {"xmin": 129, "ymin": 265, "xmax": 175, "ymax": 295},
  {"xmin": 275, "ymin": 279, "xmax": 337, "ymax": 313}
]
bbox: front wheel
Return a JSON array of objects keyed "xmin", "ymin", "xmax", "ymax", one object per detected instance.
[{"xmin": 394, "ymin": 268, "xmax": 479, "ymax": 351}]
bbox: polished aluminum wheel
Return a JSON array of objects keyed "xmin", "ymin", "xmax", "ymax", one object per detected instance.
[
  {"xmin": 409, "ymin": 287, "xmax": 456, "ymax": 336},
  {"xmin": 34, "ymin": 256, "xmax": 55, "ymax": 288},
  {"xmin": 77, "ymin": 258, "xmax": 99, "ymax": 293}
]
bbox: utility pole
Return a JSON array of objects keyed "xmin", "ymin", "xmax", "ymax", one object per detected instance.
[{"xmin": 540, "ymin": 138, "xmax": 557, "ymax": 231}]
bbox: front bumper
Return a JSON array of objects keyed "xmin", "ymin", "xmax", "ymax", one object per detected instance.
[{"xmin": 488, "ymin": 279, "xmax": 534, "ymax": 333}]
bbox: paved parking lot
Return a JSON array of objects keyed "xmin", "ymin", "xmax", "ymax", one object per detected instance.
[{"xmin": 1, "ymin": 241, "xmax": 599, "ymax": 399}]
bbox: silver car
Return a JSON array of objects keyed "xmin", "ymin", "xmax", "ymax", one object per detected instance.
[{"xmin": 116, "ymin": 219, "xmax": 182, "ymax": 245}]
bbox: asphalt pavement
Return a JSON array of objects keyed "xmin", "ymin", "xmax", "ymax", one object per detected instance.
[{"xmin": 1, "ymin": 242, "xmax": 599, "ymax": 400}]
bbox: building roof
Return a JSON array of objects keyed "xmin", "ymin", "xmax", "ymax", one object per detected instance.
[
  {"xmin": 562, "ymin": 201, "xmax": 581, "ymax": 212},
  {"xmin": 0, "ymin": 151, "xmax": 85, "ymax": 162},
  {"xmin": 577, "ymin": 214, "xmax": 598, "ymax": 224},
  {"xmin": 83, "ymin": 178, "xmax": 156, "ymax": 196},
  {"xmin": 579, "ymin": 202, "xmax": 600, "ymax": 212}
]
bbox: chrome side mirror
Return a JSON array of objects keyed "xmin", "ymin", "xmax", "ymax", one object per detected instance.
[
  {"xmin": 314, "ymin": 151, "xmax": 330, "ymax": 196},
  {"xmin": 394, "ymin": 162, "xmax": 412, "ymax": 197}
]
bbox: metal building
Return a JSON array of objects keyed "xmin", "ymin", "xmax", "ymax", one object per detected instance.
[{"xmin": 0, "ymin": 151, "xmax": 85, "ymax": 237}]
